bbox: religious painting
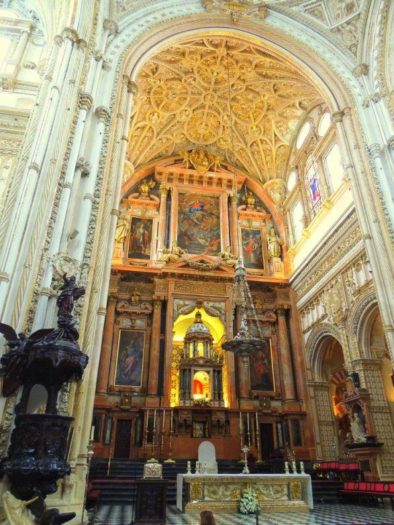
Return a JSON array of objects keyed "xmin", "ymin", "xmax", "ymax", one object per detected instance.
[
  {"xmin": 241, "ymin": 228, "xmax": 263, "ymax": 269},
  {"xmin": 114, "ymin": 330, "xmax": 144, "ymax": 387},
  {"xmin": 128, "ymin": 218, "xmax": 152, "ymax": 259},
  {"xmin": 250, "ymin": 339, "xmax": 274, "ymax": 392},
  {"xmin": 177, "ymin": 193, "xmax": 221, "ymax": 255}
]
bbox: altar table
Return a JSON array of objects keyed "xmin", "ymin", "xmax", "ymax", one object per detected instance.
[{"xmin": 176, "ymin": 473, "xmax": 313, "ymax": 512}]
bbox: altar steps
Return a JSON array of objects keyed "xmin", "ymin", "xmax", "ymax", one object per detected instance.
[
  {"xmin": 90, "ymin": 458, "xmax": 270, "ymax": 505},
  {"xmin": 312, "ymin": 479, "xmax": 344, "ymax": 504}
]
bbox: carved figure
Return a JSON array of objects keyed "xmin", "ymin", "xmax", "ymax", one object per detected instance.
[
  {"xmin": 350, "ymin": 412, "xmax": 366, "ymax": 443},
  {"xmin": 0, "ymin": 327, "xmax": 28, "ymax": 396},
  {"xmin": 220, "ymin": 246, "xmax": 237, "ymax": 266},
  {"xmin": 57, "ymin": 274, "xmax": 85, "ymax": 318},
  {"xmin": 138, "ymin": 178, "xmax": 155, "ymax": 197},
  {"xmin": 115, "ymin": 206, "xmax": 130, "ymax": 244},
  {"xmin": 160, "ymin": 241, "xmax": 186, "ymax": 263},
  {"xmin": 267, "ymin": 228, "xmax": 282, "ymax": 259}
]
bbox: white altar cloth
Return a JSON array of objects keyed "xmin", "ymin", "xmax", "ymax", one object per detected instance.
[{"xmin": 176, "ymin": 473, "xmax": 313, "ymax": 512}]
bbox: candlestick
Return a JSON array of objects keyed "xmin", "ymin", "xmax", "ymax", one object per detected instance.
[
  {"xmin": 300, "ymin": 461, "xmax": 305, "ymax": 474},
  {"xmin": 90, "ymin": 425, "xmax": 95, "ymax": 442},
  {"xmin": 239, "ymin": 411, "xmax": 243, "ymax": 450},
  {"xmin": 284, "ymin": 461, "xmax": 289, "ymax": 474},
  {"xmin": 241, "ymin": 445, "xmax": 250, "ymax": 474},
  {"xmin": 247, "ymin": 412, "xmax": 250, "ymax": 446},
  {"xmin": 291, "ymin": 460, "xmax": 297, "ymax": 474},
  {"xmin": 162, "ymin": 409, "xmax": 166, "ymax": 432},
  {"xmin": 187, "ymin": 460, "xmax": 191, "ymax": 474}
]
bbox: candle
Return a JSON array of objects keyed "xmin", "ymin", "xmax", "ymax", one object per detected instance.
[
  {"xmin": 300, "ymin": 461, "xmax": 305, "ymax": 473},
  {"xmin": 292, "ymin": 460, "xmax": 297, "ymax": 474},
  {"xmin": 284, "ymin": 461, "xmax": 289, "ymax": 474},
  {"xmin": 90, "ymin": 425, "xmax": 95, "ymax": 441}
]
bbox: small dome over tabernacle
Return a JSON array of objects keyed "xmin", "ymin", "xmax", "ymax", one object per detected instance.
[{"xmin": 185, "ymin": 312, "xmax": 211, "ymax": 337}]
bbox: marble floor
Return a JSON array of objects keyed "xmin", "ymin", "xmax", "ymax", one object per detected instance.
[{"xmin": 90, "ymin": 504, "xmax": 394, "ymax": 525}]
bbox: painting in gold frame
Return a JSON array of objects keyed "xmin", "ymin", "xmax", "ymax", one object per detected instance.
[
  {"xmin": 114, "ymin": 330, "xmax": 145, "ymax": 387},
  {"xmin": 249, "ymin": 338, "xmax": 275, "ymax": 393}
]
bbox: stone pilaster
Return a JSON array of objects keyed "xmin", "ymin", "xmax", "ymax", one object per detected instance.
[{"xmin": 96, "ymin": 296, "xmax": 117, "ymax": 392}]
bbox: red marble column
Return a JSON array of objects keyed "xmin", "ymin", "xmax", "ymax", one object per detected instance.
[
  {"xmin": 148, "ymin": 299, "xmax": 162, "ymax": 396},
  {"xmin": 96, "ymin": 296, "xmax": 117, "ymax": 393},
  {"xmin": 276, "ymin": 306, "xmax": 296, "ymax": 400}
]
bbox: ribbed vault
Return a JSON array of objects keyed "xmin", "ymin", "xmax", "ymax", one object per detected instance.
[{"xmin": 128, "ymin": 35, "xmax": 322, "ymax": 184}]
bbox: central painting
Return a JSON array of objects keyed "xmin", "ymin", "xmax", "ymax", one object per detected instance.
[{"xmin": 177, "ymin": 193, "xmax": 221, "ymax": 255}]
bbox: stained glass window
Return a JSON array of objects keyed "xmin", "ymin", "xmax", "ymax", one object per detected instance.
[{"xmin": 307, "ymin": 162, "xmax": 321, "ymax": 215}]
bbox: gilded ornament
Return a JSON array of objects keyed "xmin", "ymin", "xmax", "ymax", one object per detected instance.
[{"xmin": 180, "ymin": 149, "xmax": 223, "ymax": 174}]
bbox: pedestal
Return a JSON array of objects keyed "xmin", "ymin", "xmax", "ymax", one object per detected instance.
[
  {"xmin": 345, "ymin": 442, "xmax": 383, "ymax": 481},
  {"xmin": 135, "ymin": 479, "xmax": 168, "ymax": 525}
]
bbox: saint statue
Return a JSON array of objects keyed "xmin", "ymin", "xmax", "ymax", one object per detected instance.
[
  {"xmin": 267, "ymin": 228, "xmax": 283, "ymax": 259},
  {"xmin": 57, "ymin": 275, "xmax": 85, "ymax": 315},
  {"xmin": 350, "ymin": 412, "xmax": 367, "ymax": 443},
  {"xmin": 115, "ymin": 206, "xmax": 130, "ymax": 245}
]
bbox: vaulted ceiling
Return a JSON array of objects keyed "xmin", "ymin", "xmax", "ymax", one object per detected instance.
[{"xmin": 127, "ymin": 36, "xmax": 322, "ymax": 184}]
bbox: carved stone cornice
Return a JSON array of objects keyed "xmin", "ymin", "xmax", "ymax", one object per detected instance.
[
  {"xmin": 78, "ymin": 92, "xmax": 93, "ymax": 111},
  {"xmin": 291, "ymin": 211, "xmax": 362, "ymax": 299},
  {"xmin": 95, "ymin": 106, "xmax": 110, "ymax": 124}
]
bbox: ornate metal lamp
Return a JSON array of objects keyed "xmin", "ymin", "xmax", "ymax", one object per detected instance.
[{"xmin": 222, "ymin": 259, "xmax": 267, "ymax": 356}]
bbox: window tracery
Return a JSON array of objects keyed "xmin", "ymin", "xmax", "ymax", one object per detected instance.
[{"xmin": 285, "ymin": 105, "xmax": 346, "ymax": 246}]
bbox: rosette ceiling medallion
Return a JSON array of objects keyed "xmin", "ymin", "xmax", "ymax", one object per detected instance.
[{"xmin": 127, "ymin": 36, "xmax": 322, "ymax": 183}]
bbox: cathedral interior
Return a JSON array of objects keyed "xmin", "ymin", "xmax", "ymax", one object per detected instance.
[{"xmin": 0, "ymin": 1, "xmax": 394, "ymax": 524}]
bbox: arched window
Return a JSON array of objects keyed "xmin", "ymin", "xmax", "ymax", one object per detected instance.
[
  {"xmin": 324, "ymin": 143, "xmax": 344, "ymax": 192},
  {"xmin": 306, "ymin": 161, "xmax": 321, "ymax": 216},
  {"xmin": 291, "ymin": 200, "xmax": 304, "ymax": 243},
  {"xmin": 318, "ymin": 112, "xmax": 331, "ymax": 137},
  {"xmin": 296, "ymin": 122, "xmax": 311, "ymax": 149},
  {"xmin": 287, "ymin": 169, "xmax": 297, "ymax": 192}
]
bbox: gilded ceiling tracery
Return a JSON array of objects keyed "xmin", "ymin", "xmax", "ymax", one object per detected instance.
[{"xmin": 128, "ymin": 37, "xmax": 322, "ymax": 184}]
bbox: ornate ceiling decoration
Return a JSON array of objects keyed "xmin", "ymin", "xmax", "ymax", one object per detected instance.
[{"xmin": 127, "ymin": 37, "xmax": 321, "ymax": 184}]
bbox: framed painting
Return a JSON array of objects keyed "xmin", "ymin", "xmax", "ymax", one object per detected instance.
[
  {"xmin": 114, "ymin": 330, "xmax": 145, "ymax": 387},
  {"xmin": 177, "ymin": 193, "xmax": 221, "ymax": 255},
  {"xmin": 241, "ymin": 228, "xmax": 263, "ymax": 269},
  {"xmin": 249, "ymin": 339, "xmax": 275, "ymax": 392},
  {"xmin": 128, "ymin": 217, "xmax": 153, "ymax": 259}
]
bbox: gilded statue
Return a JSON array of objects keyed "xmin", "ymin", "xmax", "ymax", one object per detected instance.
[
  {"xmin": 180, "ymin": 149, "xmax": 222, "ymax": 174},
  {"xmin": 159, "ymin": 241, "xmax": 186, "ymax": 263},
  {"xmin": 138, "ymin": 179, "xmax": 155, "ymax": 198},
  {"xmin": 115, "ymin": 206, "xmax": 130, "ymax": 245},
  {"xmin": 267, "ymin": 228, "xmax": 282, "ymax": 259},
  {"xmin": 220, "ymin": 246, "xmax": 237, "ymax": 267}
]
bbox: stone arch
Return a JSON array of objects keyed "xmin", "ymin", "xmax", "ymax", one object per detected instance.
[
  {"xmin": 348, "ymin": 290, "xmax": 378, "ymax": 358},
  {"xmin": 305, "ymin": 323, "xmax": 346, "ymax": 381}
]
